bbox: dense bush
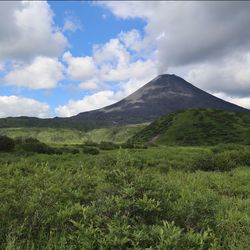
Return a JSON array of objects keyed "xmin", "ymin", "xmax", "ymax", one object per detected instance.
[
  {"xmin": 121, "ymin": 142, "xmax": 148, "ymax": 149},
  {"xmin": 83, "ymin": 140, "xmax": 99, "ymax": 147},
  {"xmin": 120, "ymin": 142, "xmax": 135, "ymax": 149},
  {"xmin": 16, "ymin": 137, "xmax": 62, "ymax": 155},
  {"xmin": 191, "ymin": 152, "xmax": 237, "ymax": 171},
  {"xmin": 0, "ymin": 135, "xmax": 15, "ymax": 151},
  {"xmin": 226, "ymin": 150, "xmax": 250, "ymax": 166},
  {"xmin": 0, "ymin": 148, "xmax": 249, "ymax": 249},
  {"xmin": 82, "ymin": 146, "xmax": 100, "ymax": 155},
  {"xmin": 98, "ymin": 141, "xmax": 119, "ymax": 150},
  {"xmin": 60, "ymin": 147, "xmax": 80, "ymax": 154}
]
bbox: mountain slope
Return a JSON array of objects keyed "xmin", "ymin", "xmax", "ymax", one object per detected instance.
[
  {"xmin": 129, "ymin": 109, "xmax": 250, "ymax": 146},
  {"xmin": 73, "ymin": 74, "xmax": 249, "ymax": 125},
  {"xmin": 0, "ymin": 74, "xmax": 249, "ymax": 129}
]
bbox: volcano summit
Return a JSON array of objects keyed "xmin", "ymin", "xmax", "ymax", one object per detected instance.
[{"xmin": 72, "ymin": 74, "xmax": 249, "ymax": 125}]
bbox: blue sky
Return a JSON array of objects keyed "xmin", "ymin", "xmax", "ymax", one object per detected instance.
[{"xmin": 0, "ymin": 1, "xmax": 250, "ymax": 118}]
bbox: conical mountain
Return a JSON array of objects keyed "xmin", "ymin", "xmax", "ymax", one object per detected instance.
[
  {"xmin": 0, "ymin": 74, "xmax": 248, "ymax": 129},
  {"xmin": 73, "ymin": 74, "xmax": 249, "ymax": 125}
]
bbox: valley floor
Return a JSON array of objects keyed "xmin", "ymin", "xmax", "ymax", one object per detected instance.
[{"xmin": 0, "ymin": 146, "xmax": 249, "ymax": 249}]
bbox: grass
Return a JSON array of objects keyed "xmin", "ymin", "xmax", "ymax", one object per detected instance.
[
  {"xmin": 0, "ymin": 144, "xmax": 249, "ymax": 249},
  {"xmin": 130, "ymin": 108, "xmax": 250, "ymax": 145},
  {"xmin": 0, "ymin": 124, "xmax": 146, "ymax": 145},
  {"xmin": 1, "ymin": 109, "xmax": 249, "ymax": 248}
]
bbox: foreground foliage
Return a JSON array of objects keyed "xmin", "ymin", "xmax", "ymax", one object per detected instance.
[{"xmin": 0, "ymin": 145, "xmax": 249, "ymax": 249}]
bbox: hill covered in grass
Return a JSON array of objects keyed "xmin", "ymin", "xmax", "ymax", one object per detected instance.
[
  {"xmin": 129, "ymin": 109, "xmax": 250, "ymax": 146},
  {"xmin": 0, "ymin": 124, "xmax": 146, "ymax": 145}
]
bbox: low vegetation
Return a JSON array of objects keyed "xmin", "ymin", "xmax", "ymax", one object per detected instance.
[
  {"xmin": 0, "ymin": 108, "xmax": 249, "ymax": 249},
  {"xmin": 0, "ymin": 137, "xmax": 249, "ymax": 249},
  {"xmin": 0, "ymin": 135, "xmax": 15, "ymax": 152},
  {"xmin": 0, "ymin": 124, "xmax": 146, "ymax": 145},
  {"xmin": 130, "ymin": 109, "xmax": 250, "ymax": 146}
]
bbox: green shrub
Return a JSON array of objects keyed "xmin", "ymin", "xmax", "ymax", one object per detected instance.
[
  {"xmin": 0, "ymin": 135, "xmax": 15, "ymax": 151},
  {"xmin": 84, "ymin": 140, "xmax": 99, "ymax": 147},
  {"xmin": 98, "ymin": 141, "xmax": 119, "ymax": 150},
  {"xmin": 120, "ymin": 142, "xmax": 134, "ymax": 149},
  {"xmin": 226, "ymin": 150, "xmax": 250, "ymax": 166},
  {"xmin": 192, "ymin": 152, "xmax": 237, "ymax": 171},
  {"xmin": 211, "ymin": 143, "xmax": 246, "ymax": 154},
  {"xmin": 17, "ymin": 137, "xmax": 61, "ymax": 154},
  {"xmin": 121, "ymin": 142, "xmax": 148, "ymax": 149},
  {"xmin": 0, "ymin": 147, "xmax": 249, "ymax": 249},
  {"xmin": 22, "ymin": 142, "xmax": 55, "ymax": 154},
  {"xmin": 82, "ymin": 146, "xmax": 100, "ymax": 155},
  {"xmin": 61, "ymin": 147, "xmax": 80, "ymax": 154}
]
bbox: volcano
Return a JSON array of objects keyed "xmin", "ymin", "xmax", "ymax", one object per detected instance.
[
  {"xmin": 0, "ymin": 74, "xmax": 249, "ymax": 129},
  {"xmin": 72, "ymin": 74, "xmax": 249, "ymax": 125}
]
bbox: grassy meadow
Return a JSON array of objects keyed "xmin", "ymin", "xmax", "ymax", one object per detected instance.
[
  {"xmin": 0, "ymin": 133, "xmax": 250, "ymax": 249},
  {"xmin": 0, "ymin": 124, "xmax": 146, "ymax": 145}
]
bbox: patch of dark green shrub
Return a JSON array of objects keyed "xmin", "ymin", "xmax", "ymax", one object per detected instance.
[
  {"xmin": 0, "ymin": 135, "xmax": 15, "ymax": 152},
  {"xmin": 17, "ymin": 137, "xmax": 61, "ymax": 155},
  {"xmin": 226, "ymin": 150, "xmax": 250, "ymax": 166},
  {"xmin": 83, "ymin": 140, "xmax": 99, "ymax": 147},
  {"xmin": 82, "ymin": 146, "xmax": 100, "ymax": 155},
  {"xmin": 98, "ymin": 141, "xmax": 119, "ymax": 150},
  {"xmin": 192, "ymin": 152, "xmax": 237, "ymax": 171},
  {"xmin": 120, "ymin": 142, "xmax": 134, "ymax": 149}
]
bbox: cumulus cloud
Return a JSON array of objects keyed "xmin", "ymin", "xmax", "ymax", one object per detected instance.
[
  {"xmin": 58, "ymin": 32, "xmax": 157, "ymax": 115},
  {"xmin": 4, "ymin": 57, "xmax": 64, "ymax": 89},
  {"xmin": 0, "ymin": 95, "xmax": 50, "ymax": 118},
  {"xmin": 102, "ymin": 2, "xmax": 250, "ymax": 70},
  {"xmin": 63, "ymin": 51, "xmax": 96, "ymax": 81},
  {"xmin": 186, "ymin": 53, "xmax": 250, "ymax": 97},
  {"xmin": 0, "ymin": 1, "xmax": 67, "ymax": 62},
  {"xmin": 118, "ymin": 29, "xmax": 143, "ymax": 52},
  {"xmin": 99, "ymin": 1, "xmax": 250, "ymax": 110},
  {"xmin": 63, "ymin": 33, "xmax": 157, "ymax": 91},
  {"xmin": 79, "ymin": 80, "xmax": 98, "ymax": 90},
  {"xmin": 55, "ymin": 91, "xmax": 119, "ymax": 117}
]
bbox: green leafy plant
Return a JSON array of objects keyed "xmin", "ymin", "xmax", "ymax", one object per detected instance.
[{"xmin": 0, "ymin": 135, "xmax": 15, "ymax": 151}]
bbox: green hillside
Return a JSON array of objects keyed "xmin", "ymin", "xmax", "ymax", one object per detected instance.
[
  {"xmin": 129, "ymin": 109, "xmax": 250, "ymax": 146},
  {"xmin": 0, "ymin": 124, "xmax": 146, "ymax": 145}
]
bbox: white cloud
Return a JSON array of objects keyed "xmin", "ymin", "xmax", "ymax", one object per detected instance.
[
  {"xmin": 63, "ymin": 33, "xmax": 157, "ymax": 92},
  {"xmin": 102, "ymin": 2, "xmax": 250, "ymax": 69},
  {"xmin": 55, "ymin": 91, "xmax": 119, "ymax": 117},
  {"xmin": 57, "ymin": 30, "xmax": 158, "ymax": 115},
  {"xmin": 0, "ymin": 63, "xmax": 4, "ymax": 71},
  {"xmin": 93, "ymin": 38, "xmax": 130, "ymax": 71},
  {"xmin": 214, "ymin": 93, "xmax": 250, "ymax": 109},
  {"xmin": 99, "ymin": 2, "xmax": 250, "ymax": 110},
  {"xmin": 118, "ymin": 29, "xmax": 145, "ymax": 52},
  {"xmin": 63, "ymin": 51, "xmax": 96, "ymax": 81},
  {"xmin": 4, "ymin": 56, "xmax": 64, "ymax": 89},
  {"xmin": 63, "ymin": 16, "xmax": 81, "ymax": 32},
  {"xmin": 186, "ymin": 53, "xmax": 250, "ymax": 97},
  {"xmin": 0, "ymin": 1, "xmax": 67, "ymax": 61},
  {"xmin": 0, "ymin": 95, "xmax": 50, "ymax": 118},
  {"xmin": 79, "ymin": 80, "xmax": 98, "ymax": 90}
]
